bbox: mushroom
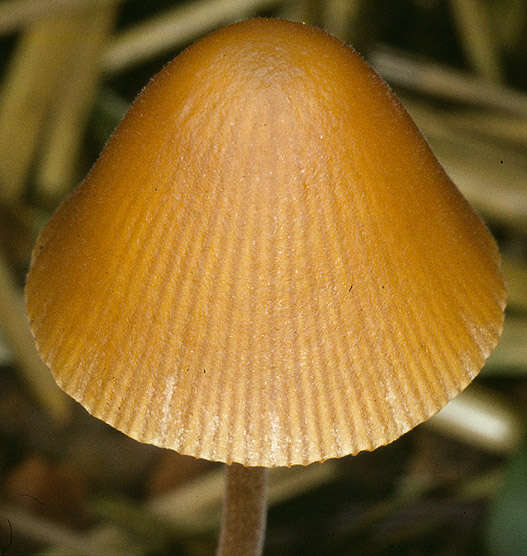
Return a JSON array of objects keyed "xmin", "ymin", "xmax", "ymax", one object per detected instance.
[{"xmin": 25, "ymin": 18, "xmax": 506, "ymax": 555}]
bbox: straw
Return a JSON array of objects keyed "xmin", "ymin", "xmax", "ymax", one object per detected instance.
[
  {"xmin": 322, "ymin": 0, "xmax": 361, "ymax": 41},
  {"xmin": 0, "ymin": 15, "xmax": 84, "ymax": 202},
  {"xmin": 403, "ymin": 99, "xmax": 527, "ymax": 235},
  {"xmin": 279, "ymin": 0, "xmax": 322, "ymax": 24},
  {"xmin": 0, "ymin": 252, "xmax": 70, "ymax": 421},
  {"xmin": 36, "ymin": 5, "xmax": 117, "ymax": 202},
  {"xmin": 450, "ymin": 0, "xmax": 503, "ymax": 82},
  {"xmin": 0, "ymin": 0, "xmax": 120, "ymax": 35},
  {"xmin": 371, "ymin": 46, "xmax": 527, "ymax": 117},
  {"xmin": 501, "ymin": 255, "xmax": 527, "ymax": 312},
  {"xmin": 428, "ymin": 385, "xmax": 524, "ymax": 454},
  {"xmin": 102, "ymin": 0, "xmax": 283, "ymax": 74},
  {"xmin": 485, "ymin": 316, "xmax": 527, "ymax": 375}
]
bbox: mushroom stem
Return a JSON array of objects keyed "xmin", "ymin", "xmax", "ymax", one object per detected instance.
[{"xmin": 217, "ymin": 464, "xmax": 268, "ymax": 556}]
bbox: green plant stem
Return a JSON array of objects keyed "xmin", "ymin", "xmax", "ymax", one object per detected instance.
[{"xmin": 217, "ymin": 464, "xmax": 268, "ymax": 556}]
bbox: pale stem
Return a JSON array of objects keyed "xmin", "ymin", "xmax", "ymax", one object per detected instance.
[{"xmin": 217, "ymin": 464, "xmax": 269, "ymax": 556}]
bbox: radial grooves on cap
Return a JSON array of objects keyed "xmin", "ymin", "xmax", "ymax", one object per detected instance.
[
  {"xmin": 285, "ymin": 190, "xmax": 310, "ymax": 463},
  {"xmin": 56, "ymin": 122, "xmax": 191, "ymax": 402},
  {"xmin": 295, "ymin": 118, "xmax": 341, "ymax": 461},
  {"xmin": 357, "ymin": 168, "xmax": 448, "ymax": 424},
  {"xmin": 358, "ymin": 175, "xmax": 477, "ymax": 427},
  {"xmin": 26, "ymin": 18, "xmax": 506, "ymax": 467},
  {"xmin": 146, "ymin": 135, "xmax": 227, "ymax": 450},
  {"xmin": 146, "ymin": 104, "xmax": 232, "ymax": 438},
  {"xmin": 97, "ymin": 156, "xmax": 182, "ymax": 424},
  {"xmin": 327, "ymin": 172, "xmax": 396, "ymax": 446},
  {"xmin": 407, "ymin": 205, "xmax": 497, "ymax": 390},
  {"xmin": 193, "ymin": 129, "xmax": 246, "ymax": 462},
  {"xmin": 178, "ymin": 115, "xmax": 239, "ymax": 457},
  {"xmin": 52, "ymin": 177, "xmax": 156, "ymax": 399},
  {"xmin": 100, "ymin": 117, "xmax": 209, "ymax": 432},
  {"xmin": 240, "ymin": 178, "xmax": 261, "ymax": 465},
  {"xmin": 309, "ymin": 200, "xmax": 358, "ymax": 457},
  {"xmin": 94, "ymin": 101, "xmax": 221, "ymax": 436},
  {"xmin": 327, "ymin": 167, "xmax": 411, "ymax": 447},
  {"xmin": 266, "ymin": 114, "xmax": 288, "ymax": 465},
  {"xmin": 219, "ymin": 181, "xmax": 253, "ymax": 464},
  {"xmin": 299, "ymin": 153, "xmax": 364, "ymax": 457},
  {"xmin": 337, "ymin": 197, "xmax": 409, "ymax": 444},
  {"xmin": 449, "ymin": 258, "xmax": 503, "ymax": 364},
  {"xmin": 360, "ymin": 182, "xmax": 451, "ymax": 427},
  {"xmin": 196, "ymin": 107, "xmax": 255, "ymax": 463},
  {"xmin": 118, "ymin": 174, "xmax": 192, "ymax": 436},
  {"xmin": 294, "ymin": 167, "xmax": 327, "ymax": 462},
  {"xmin": 142, "ymin": 108, "xmax": 236, "ymax": 452},
  {"xmin": 330, "ymin": 152, "xmax": 380, "ymax": 450},
  {"xmin": 308, "ymin": 196, "xmax": 355, "ymax": 457}
]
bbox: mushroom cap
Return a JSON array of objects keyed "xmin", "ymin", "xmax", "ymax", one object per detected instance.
[{"xmin": 26, "ymin": 18, "xmax": 506, "ymax": 467}]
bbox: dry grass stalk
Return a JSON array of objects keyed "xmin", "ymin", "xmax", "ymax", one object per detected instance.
[
  {"xmin": 322, "ymin": 0, "xmax": 362, "ymax": 42},
  {"xmin": 371, "ymin": 46, "xmax": 527, "ymax": 117},
  {"xmin": 0, "ymin": 15, "xmax": 86, "ymax": 202},
  {"xmin": 279, "ymin": 0, "xmax": 322, "ymax": 24},
  {"xmin": 0, "ymin": 503, "xmax": 131, "ymax": 556},
  {"xmin": 500, "ymin": 256, "xmax": 527, "ymax": 312},
  {"xmin": 450, "ymin": 0, "xmax": 503, "ymax": 82},
  {"xmin": 490, "ymin": 0, "xmax": 527, "ymax": 51},
  {"xmin": 149, "ymin": 462, "xmax": 338, "ymax": 532},
  {"xmin": 36, "ymin": 5, "xmax": 118, "ymax": 202},
  {"xmin": 429, "ymin": 109, "xmax": 527, "ymax": 146},
  {"xmin": 428, "ymin": 385, "xmax": 524, "ymax": 454},
  {"xmin": 0, "ymin": 252, "xmax": 69, "ymax": 421},
  {"xmin": 404, "ymin": 99, "xmax": 527, "ymax": 234},
  {"xmin": 0, "ymin": 0, "xmax": 120, "ymax": 35},
  {"xmin": 102, "ymin": 0, "xmax": 283, "ymax": 74},
  {"xmin": 45, "ymin": 463, "xmax": 338, "ymax": 553},
  {"xmin": 485, "ymin": 316, "xmax": 527, "ymax": 374}
]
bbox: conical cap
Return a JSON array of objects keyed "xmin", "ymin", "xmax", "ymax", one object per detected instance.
[{"xmin": 26, "ymin": 18, "xmax": 506, "ymax": 466}]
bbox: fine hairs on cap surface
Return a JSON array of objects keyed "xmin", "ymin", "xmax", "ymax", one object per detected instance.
[{"xmin": 26, "ymin": 18, "xmax": 506, "ymax": 467}]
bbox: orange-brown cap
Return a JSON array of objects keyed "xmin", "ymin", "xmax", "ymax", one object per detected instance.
[{"xmin": 25, "ymin": 18, "xmax": 506, "ymax": 467}]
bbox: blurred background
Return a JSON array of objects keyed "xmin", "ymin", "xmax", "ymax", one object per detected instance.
[{"xmin": 0, "ymin": 0, "xmax": 526, "ymax": 554}]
